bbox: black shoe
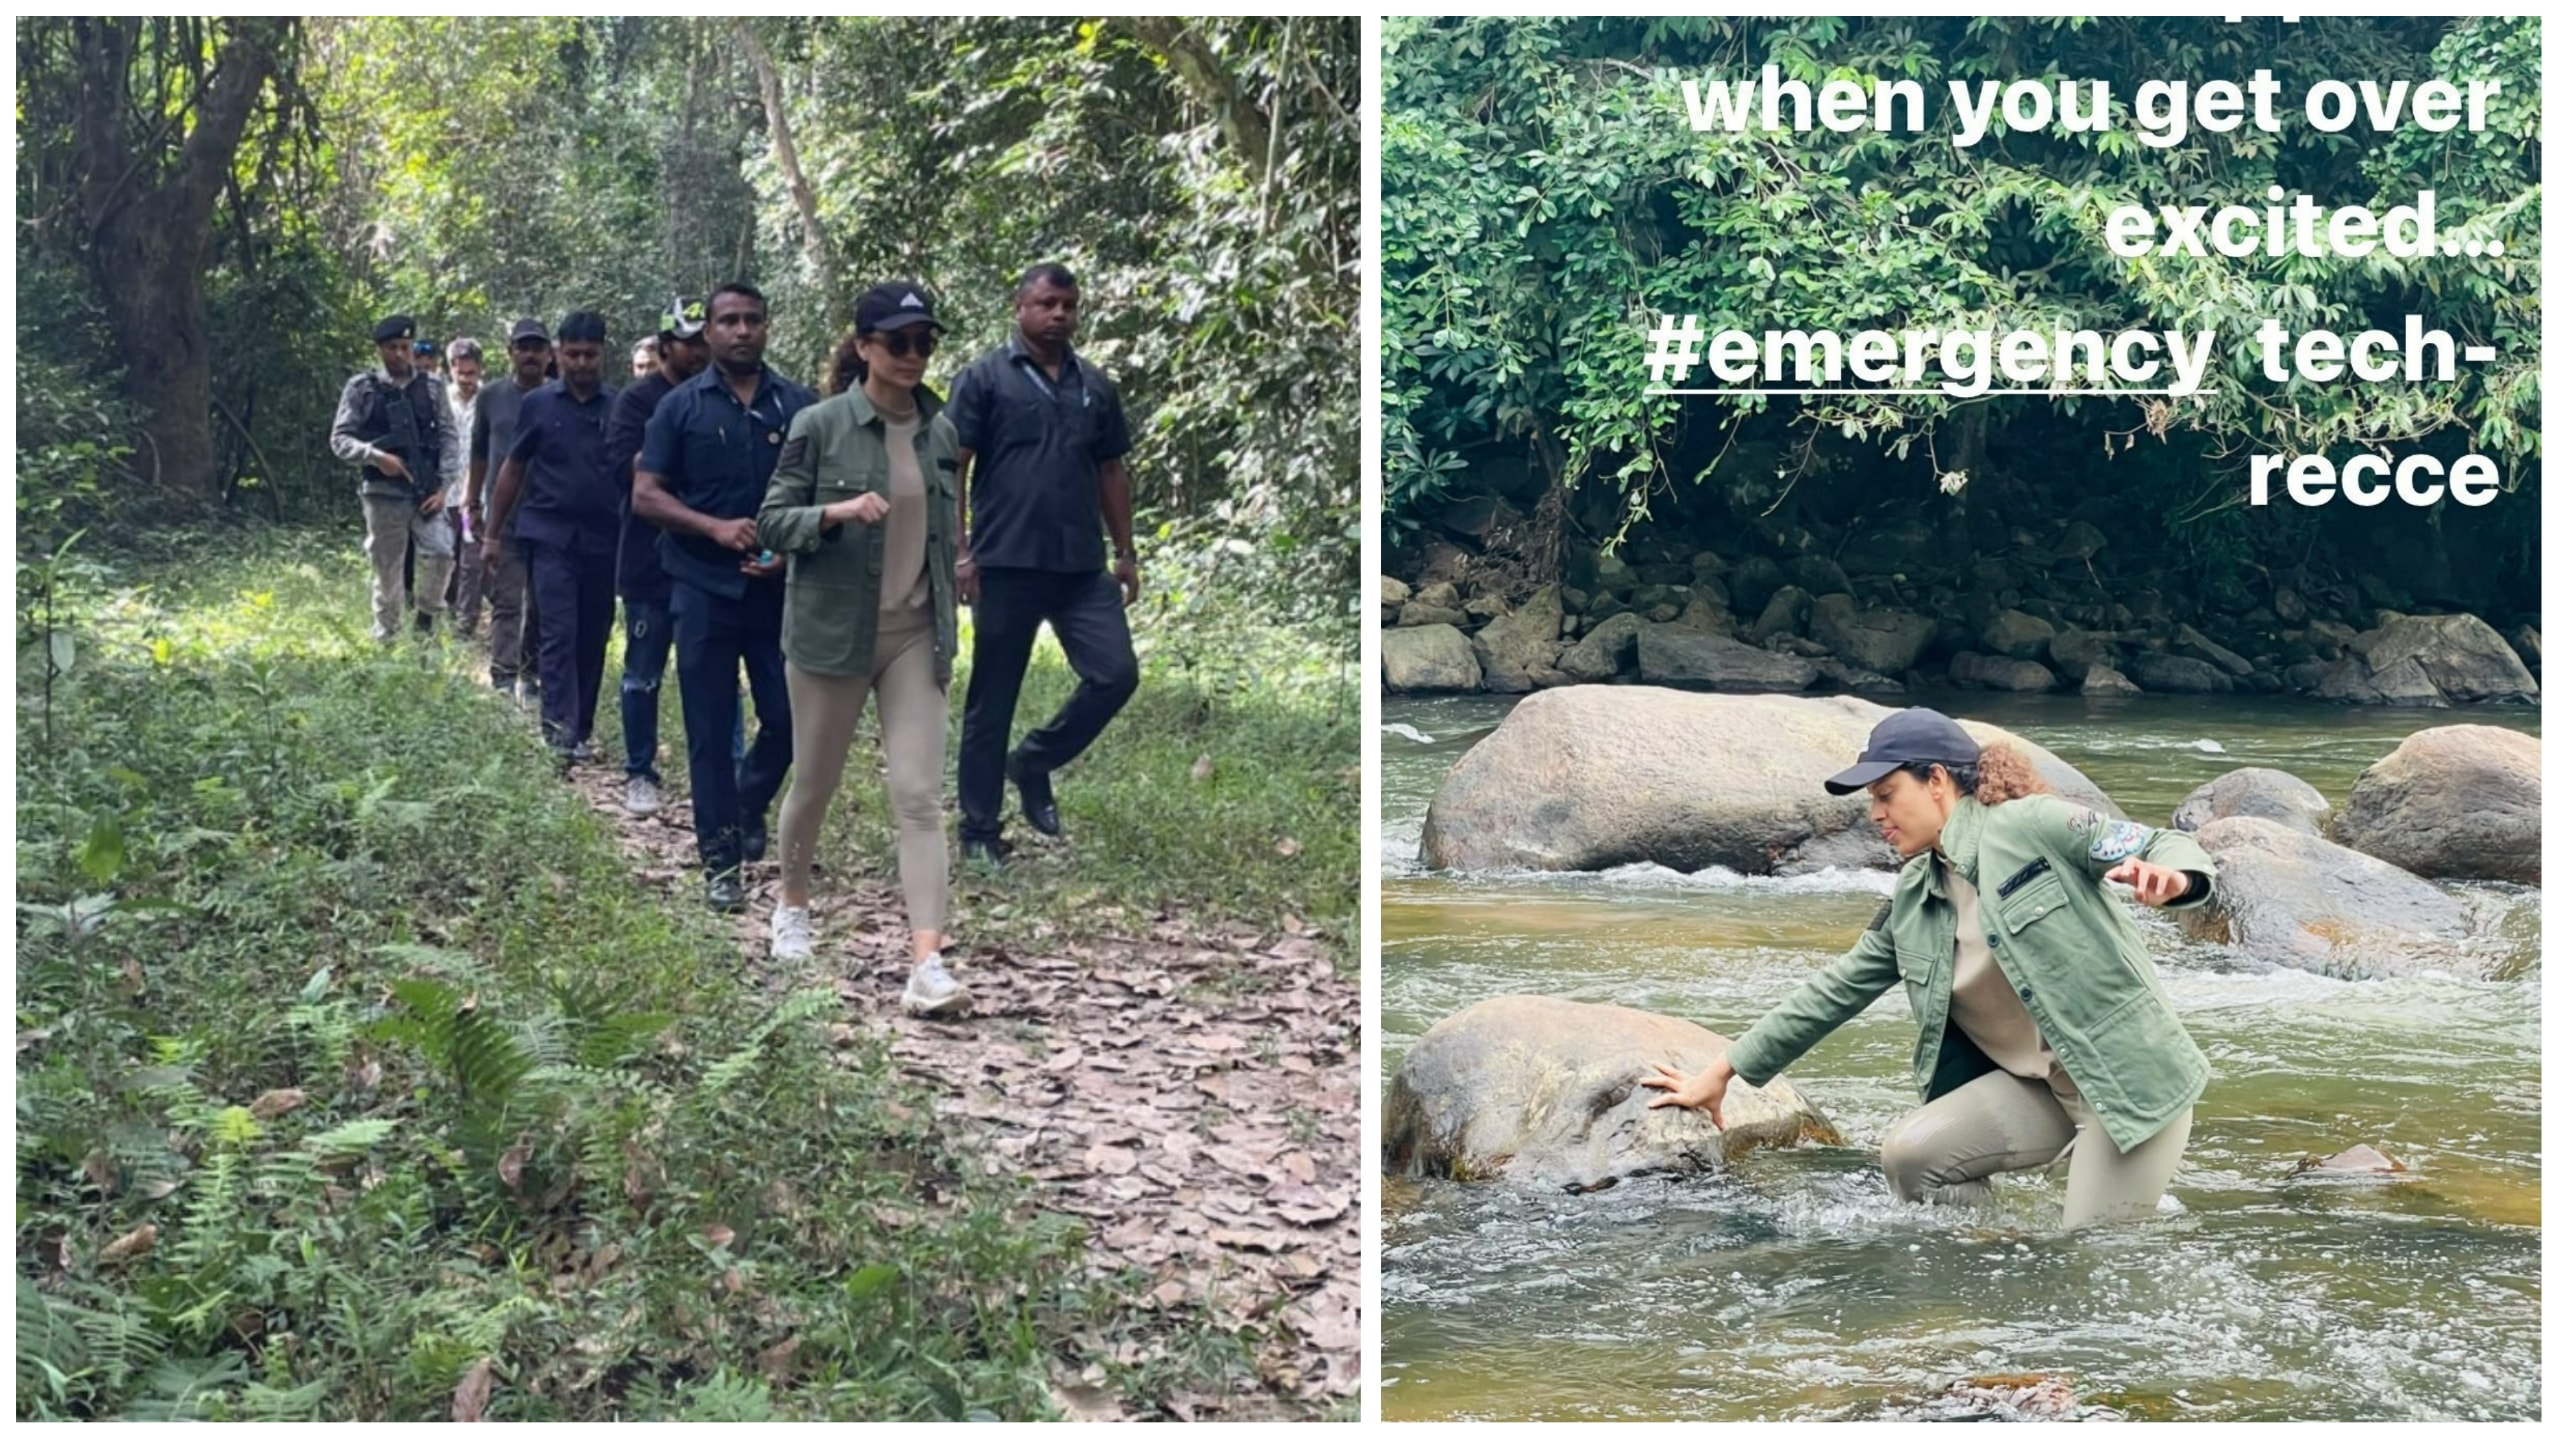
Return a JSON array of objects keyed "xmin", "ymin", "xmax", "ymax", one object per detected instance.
[
  {"xmin": 1008, "ymin": 754, "xmax": 1061, "ymax": 837},
  {"xmin": 705, "ymin": 870, "xmax": 746, "ymax": 913},
  {"xmin": 570, "ymin": 738, "xmax": 599, "ymax": 764},
  {"xmin": 413, "ymin": 611, "xmax": 436, "ymax": 636},
  {"xmin": 742, "ymin": 817, "xmax": 769, "ymax": 863},
  {"xmin": 960, "ymin": 836, "xmax": 1013, "ymax": 869}
]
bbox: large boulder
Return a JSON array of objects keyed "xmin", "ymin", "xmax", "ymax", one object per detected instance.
[
  {"xmin": 2172, "ymin": 768, "xmax": 2331, "ymax": 836},
  {"xmin": 1948, "ymin": 651, "xmax": 2057, "ymax": 692},
  {"xmin": 1636, "ymin": 626, "xmax": 1819, "ymax": 692},
  {"xmin": 1397, "ymin": 601, "xmax": 1467, "ymax": 628},
  {"xmin": 2046, "ymin": 629, "xmax": 2116, "ymax": 682},
  {"xmin": 2312, "ymin": 654, "xmax": 2450, "ymax": 707},
  {"xmin": 2173, "ymin": 623, "xmax": 2255, "ymax": 677},
  {"xmin": 2178, "ymin": 817, "xmax": 2481, "ymax": 979},
  {"xmin": 1383, "ymin": 624, "xmax": 1481, "ymax": 693},
  {"xmin": 1555, "ymin": 611, "xmax": 1643, "ymax": 683},
  {"xmin": 1418, "ymin": 687, "xmax": 2118, "ymax": 873},
  {"xmin": 1809, "ymin": 594, "xmax": 1938, "ymax": 676},
  {"xmin": 1727, "ymin": 554, "xmax": 1787, "ymax": 616},
  {"xmin": 1471, "ymin": 584, "xmax": 1564, "ymax": 693},
  {"xmin": 2081, "ymin": 663, "xmax": 2141, "ymax": 697},
  {"xmin": 1381, "ymin": 995, "xmax": 1840, "ymax": 1187},
  {"xmin": 1745, "ymin": 584, "xmax": 1812, "ymax": 645},
  {"xmin": 2361, "ymin": 615, "xmax": 2539, "ymax": 704},
  {"xmin": 1980, "ymin": 609, "xmax": 2057, "ymax": 661},
  {"xmin": 2330, "ymin": 725, "xmax": 2539, "ymax": 884},
  {"xmin": 2127, "ymin": 652, "xmax": 2234, "ymax": 695}
]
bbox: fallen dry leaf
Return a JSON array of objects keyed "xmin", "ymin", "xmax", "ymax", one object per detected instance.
[
  {"xmin": 497, "ymin": 1143, "xmax": 529, "ymax": 1192},
  {"xmin": 1190, "ymin": 754, "xmax": 1215, "ymax": 782},
  {"xmin": 100, "ymin": 1224, "xmax": 158, "ymax": 1264},
  {"xmin": 704, "ymin": 1224, "xmax": 736, "ymax": 1249},
  {"xmin": 249, "ymin": 1088, "xmax": 307, "ymax": 1121},
  {"xmin": 453, "ymin": 1356, "xmax": 494, "ymax": 1422},
  {"xmin": 1274, "ymin": 836, "xmax": 1301, "ymax": 857}
]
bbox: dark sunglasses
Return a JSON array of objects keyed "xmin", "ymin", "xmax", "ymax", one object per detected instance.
[
  {"xmin": 510, "ymin": 338, "xmax": 552, "ymax": 353},
  {"xmin": 867, "ymin": 329, "xmax": 938, "ymax": 359}
]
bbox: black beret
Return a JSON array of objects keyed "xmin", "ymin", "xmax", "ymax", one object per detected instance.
[
  {"xmin": 372, "ymin": 314, "xmax": 416, "ymax": 343},
  {"xmin": 556, "ymin": 310, "xmax": 608, "ymax": 344}
]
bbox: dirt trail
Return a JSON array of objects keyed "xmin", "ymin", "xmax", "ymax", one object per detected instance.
[{"xmin": 557, "ymin": 759, "xmax": 1360, "ymax": 1418}]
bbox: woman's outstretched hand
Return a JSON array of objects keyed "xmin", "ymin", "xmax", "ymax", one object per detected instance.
[
  {"xmin": 1640, "ymin": 1055, "xmax": 1734, "ymax": 1129},
  {"xmin": 2105, "ymin": 858, "xmax": 2191, "ymax": 906}
]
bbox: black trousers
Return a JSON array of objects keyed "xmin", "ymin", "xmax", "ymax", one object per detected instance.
[
  {"xmin": 524, "ymin": 537, "xmax": 616, "ymax": 751},
  {"xmin": 958, "ymin": 566, "xmax": 1139, "ymax": 842}
]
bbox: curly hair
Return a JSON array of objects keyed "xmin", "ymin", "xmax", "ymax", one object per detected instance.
[
  {"xmin": 1899, "ymin": 742, "xmax": 2050, "ymax": 806},
  {"xmin": 823, "ymin": 329, "xmax": 866, "ymax": 397}
]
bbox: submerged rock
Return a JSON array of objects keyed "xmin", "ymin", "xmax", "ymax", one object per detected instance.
[
  {"xmin": 2179, "ymin": 817, "xmax": 2480, "ymax": 978},
  {"xmin": 1381, "ymin": 995, "xmax": 1839, "ymax": 1187},
  {"xmin": 1418, "ymin": 687, "xmax": 2117, "ymax": 873},
  {"xmin": 2331, "ymin": 724, "xmax": 2539, "ymax": 884}
]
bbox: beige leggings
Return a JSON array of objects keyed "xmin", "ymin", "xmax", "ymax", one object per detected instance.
[
  {"xmin": 1878, "ymin": 1068, "xmax": 2192, "ymax": 1228},
  {"xmin": 776, "ymin": 607, "xmax": 949, "ymax": 936}
]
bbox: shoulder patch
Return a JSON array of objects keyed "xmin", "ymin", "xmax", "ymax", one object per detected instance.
[
  {"xmin": 2087, "ymin": 817, "xmax": 2149, "ymax": 864},
  {"xmin": 1866, "ymin": 900, "xmax": 1893, "ymax": 933},
  {"xmin": 778, "ymin": 436, "xmax": 808, "ymax": 470}
]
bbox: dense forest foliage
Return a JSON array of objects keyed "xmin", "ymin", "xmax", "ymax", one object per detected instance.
[
  {"xmin": 18, "ymin": 16, "xmax": 1357, "ymax": 628},
  {"xmin": 1382, "ymin": 16, "xmax": 2538, "ymax": 617}
]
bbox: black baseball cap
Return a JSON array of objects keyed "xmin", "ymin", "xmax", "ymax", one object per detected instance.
[
  {"xmin": 662, "ymin": 296, "xmax": 707, "ymax": 341},
  {"xmin": 1823, "ymin": 707, "xmax": 1983, "ymax": 795},
  {"xmin": 507, "ymin": 317, "xmax": 550, "ymax": 346},
  {"xmin": 855, "ymin": 281, "xmax": 942, "ymax": 333},
  {"xmin": 372, "ymin": 314, "xmax": 415, "ymax": 343}
]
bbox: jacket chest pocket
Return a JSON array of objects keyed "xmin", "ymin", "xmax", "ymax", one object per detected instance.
[
  {"xmin": 1996, "ymin": 861, "xmax": 2069, "ymax": 933},
  {"xmin": 818, "ymin": 453, "xmax": 888, "ymax": 498}
]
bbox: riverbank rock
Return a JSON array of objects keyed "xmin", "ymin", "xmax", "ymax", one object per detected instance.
[
  {"xmin": 2047, "ymin": 629, "xmax": 2116, "ymax": 682},
  {"xmin": 1949, "ymin": 651, "xmax": 2057, "ymax": 692},
  {"xmin": 1381, "ymin": 995, "xmax": 1840, "ymax": 1187},
  {"xmin": 1470, "ymin": 584, "xmax": 1563, "ymax": 693},
  {"xmin": 2082, "ymin": 663, "xmax": 2141, "ymax": 697},
  {"xmin": 1635, "ymin": 626, "xmax": 1819, "ymax": 692},
  {"xmin": 1556, "ymin": 611, "xmax": 1642, "ymax": 682},
  {"xmin": 2362, "ymin": 614, "xmax": 2540, "ymax": 704},
  {"xmin": 2179, "ymin": 817, "xmax": 2477, "ymax": 978},
  {"xmin": 2127, "ymin": 652, "xmax": 2234, "ymax": 694},
  {"xmin": 2171, "ymin": 768, "xmax": 2331, "ymax": 836},
  {"xmin": 1809, "ymin": 594, "xmax": 1936, "ymax": 677},
  {"xmin": 1418, "ymin": 687, "xmax": 2118, "ymax": 873},
  {"xmin": 1383, "ymin": 625, "xmax": 1481, "ymax": 693},
  {"xmin": 2330, "ymin": 725, "xmax": 2539, "ymax": 883},
  {"xmin": 1981, "ymin": 609, "xmax": 2056, "ymax": 660}
]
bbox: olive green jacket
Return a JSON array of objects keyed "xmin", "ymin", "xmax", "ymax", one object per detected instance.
[
  {"xmin": 757, "ymin": 386, "xmax": 961, "ymax": 686},
  {"xmin": 1723, "ymin": 794, "xmax": 2216, "ymax": 1152}
]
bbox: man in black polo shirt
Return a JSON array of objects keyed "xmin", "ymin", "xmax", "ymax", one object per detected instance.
[
  {"xmin": 470, "ymin": 318, "xmax": 554, "ymax": 703},
  {"xmin": 604, "ymin": 296, "xmax": 709, "ymax": 818},
  {"xmin": 485, "ymin": 311, "xmax": 620, "ymax": 765},
  {"xmin": 947, "ymin": 263, "xmax": 1141, "ymax": 865},
  {"xmin": 633, "ymin": 281, "xmax": 817, "ymax": 912}
]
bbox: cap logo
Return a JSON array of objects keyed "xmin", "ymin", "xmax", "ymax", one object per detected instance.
[{"xmin": 901, "ymin": 291, "xmax": 925, "ymax": 308}]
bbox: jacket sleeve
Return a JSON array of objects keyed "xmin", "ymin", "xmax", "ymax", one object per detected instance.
[
  {"xmin": 1722, "ymin": 905, "xmax": 1901, "ymax": 1086},
  {"xmin": 756, "ymin": 408, "xmax": 834, "ymax": 555},
  {"xmin": 329, "ymin": 376, "xmax": 379, "ymax": 468},
  {"xmin": 2025, "ymin": 794, "xmax": 2217, "ymax": 908},
  {"xmin": 604, "ymin": 390, "xmax": 649, "ymax": 490}
]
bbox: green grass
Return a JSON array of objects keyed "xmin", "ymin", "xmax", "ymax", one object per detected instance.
[{"xmin": 14, "ymin": 528, "xmax": 1355, "ymax": 1421}]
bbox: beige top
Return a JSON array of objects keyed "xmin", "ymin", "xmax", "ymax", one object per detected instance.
[
  {"xmin": 878, "ymin": 412, "xmax": 928, "ymax": 612},
  {"xmin": 1944, "ymin": 865, "xmax": 2076, "ymax": 1097}
]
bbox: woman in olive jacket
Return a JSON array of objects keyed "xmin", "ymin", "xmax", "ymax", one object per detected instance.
[
  {"xmin": 1644, "ymin": 707, "xmax": 2216, "ymax": 1227},
  {"xmin": 756, "ymin": 282, "xmax": 968, "ymax": 1018}
]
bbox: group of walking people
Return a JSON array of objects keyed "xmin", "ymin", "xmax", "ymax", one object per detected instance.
[{"xmin": 329, "ymin": 267, "xmax": 1143, "ymax": 1017}]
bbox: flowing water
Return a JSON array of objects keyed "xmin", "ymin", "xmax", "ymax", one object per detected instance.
[{"xmin": 1379, "ymin": 690, "xmax": 2541, "ymax": 1422}]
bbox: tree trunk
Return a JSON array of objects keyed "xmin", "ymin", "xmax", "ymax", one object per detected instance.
[
  {"xmin": 1120, "ymin": 18, "xmax": 1274, "ymax": 182},
  {"xmin": 72, "ymin": 16, "xmax": 291, "ymax": 507},
  {"xmin": 732, "ymin": 20, "xmax": 845, "ymax": 331}
]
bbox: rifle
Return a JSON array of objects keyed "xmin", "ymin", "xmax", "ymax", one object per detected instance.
[{"xmin": 377, "ymin": 376, "xmax": 441, "ymax": 504}]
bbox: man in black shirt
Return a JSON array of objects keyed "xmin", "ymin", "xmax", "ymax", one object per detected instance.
[
  {"xmin": 470, "ymin": 319, "xmax": 554, "ymax": 702},
  {"xmin": 604, "ymin": 297, "xmax": 709, "ymax": 817},
  {"xmin": 947, "ymin": 264, "xmax": 1141, "ymax": 864},
  {"xmin": 486, "ymin": 311, "xmax": 620, "ymax": 764}
]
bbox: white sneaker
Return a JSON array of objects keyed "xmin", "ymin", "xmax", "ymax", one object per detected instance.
[
  {"xmin": 624, "ymin": 775, "xmax": 663, "ymax": 818},
  {"xmin": 900, "ymin": 953, "xmax": 971, "ymax": 1018},
  {"xmin": 769, "ymin": 905, "xmax": 814, "ymax": 962}
]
